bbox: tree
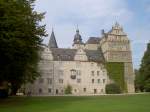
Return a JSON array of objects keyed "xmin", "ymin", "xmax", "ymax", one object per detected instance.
[
  {"xmin": 139, "ymin": 42, "xmax": 150, "ymax": 92},
  {"xmin": 0, "ymin": 0, "xmax": 47, "ymax": 95},
  {"xmin": 135, "ymin": 69, "xmax": 142, "ymax": 92},
  {"xmin": 65, "ymin": 85, "xmax": 72, "ymax": 94},
  {"xmin": 105, "ymin": 83, "xmax": 121, "ymax": 94}
]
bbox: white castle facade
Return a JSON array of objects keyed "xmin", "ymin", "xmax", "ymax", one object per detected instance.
[{"xmin": 26, "ymin": 23, "xmax": 135, "ymax": 95}]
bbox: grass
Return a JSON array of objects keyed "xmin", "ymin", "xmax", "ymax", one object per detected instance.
[{"xmin": 0, "ymin": 94, "xmax": 150, "ymax": 112}]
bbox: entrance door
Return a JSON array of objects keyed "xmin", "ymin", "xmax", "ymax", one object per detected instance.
[
  {"xmin": 56, "ymin": 89, "xmax": 58, "ymax": 94},
  {"xmin": 94, "ymin": 89, "xmax": 97, "ymax": 94}
]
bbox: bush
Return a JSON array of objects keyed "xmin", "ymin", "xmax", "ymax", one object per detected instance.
[
  {"xmin": 0, "ymin": 89, "xmax": 8, "ymax": 98},
  {"xmin": 106, "ymin": 83, "xmax": 121, "ymax": 94},
  {"xmin": 144, "ymin": 80, "xmax": 150, "ymax": 92},
  {"xmin": 65, "ymin": 85, "xmax": 72, "ymax": 94}
]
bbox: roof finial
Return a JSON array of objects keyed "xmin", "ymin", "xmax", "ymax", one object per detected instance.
[
  {"xmin": 76, "ymin": 24, "xmax": 79, "ymax": 33},
  {"xmin": 115, "ymin": 21, "xmax": 120, "ymax": 27}
]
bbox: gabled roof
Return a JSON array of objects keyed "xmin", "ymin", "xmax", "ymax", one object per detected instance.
[
  {"xmin": 50, "ymin": 48, "xmax": 104, "ymax": 62},
  {"xmin": 85, "ymin": 49, "xmax": 104, "ymax": 62},
  {"xmin": 51, "ymin": 48, "xmax": 77, "ymax": 61},
  {"xmin": 86, "ymin": 37, "xmax": 101, "ymax": 44}
]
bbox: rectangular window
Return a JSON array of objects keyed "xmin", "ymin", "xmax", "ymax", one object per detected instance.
[
  {"xmin": 48, "ymin": 88, "xmax": 51, "ymax": 93},
  {"xmin": 77, "ymin": 79, "xmax": 81, "ymax": 83},
  {"xmin": 91, "ymin": 71, "xmax": 94, "ymax": 76},
  {"xmin": 98, "ymin": 79, "xmax": 100, "ymax": 83},
  {"xmin": 59, "ymin": 70, "xmax": 63, "ymax": 76},
  {"xmin": 39, "ymin": 78, "xmax": 44, "ymax": 84},
  {"xmin": 76, "ymin": 70, "xmax": 81, "ymax": 76},
  {"xmin": 92, "ymin": 79, "xmax": 94, "ymax": 83},
  {"xmin": 103, "ymin": 79, "xmax": 106, "ymax": 83},
  {"xmin": 83, "ymin": 88, "xmax": 86, "ymax": 92},
  {"xmin": 74, "ymin": 89, "xmax": 77, "ymax": 92},
  {"xmin": 71, "ymin": 69, "xmax": 76, "ymax": 76},
  {"xmin": 47, "ymin": 78, "xmax": 52, "ymax": 84},
  {"xmin": 39, "ymin": 88, "xmax": 42, "ymax": 94},
  {"xmin": 97, "ymin": 71, "xmax": 100, "ymax": 76},
  {"xmin": 101, "ymin": 89, "xmax": 104, "ymax": 93},
  {"xmin": 59, "ymin": 79, "xmax": 63, "ymax": 83}
]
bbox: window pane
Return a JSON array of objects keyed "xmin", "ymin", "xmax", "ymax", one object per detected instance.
[
  {"xmin": 92, "ymin": 79, "xmax": 94, "ymax": 83},
  {"xmin": 47, "ymin": 78, "xmax": 52, "ymax": 84},
  {"xmin": 91, "ymin": 71, "xmax": 94, "ymax": 76},
  {"xmin": 39, "ymin": 78, "xmax": 44, "ymax": 83},
  {"xmin": 77, "ymin": 79, "xmax": 81, "ymax": 83}
]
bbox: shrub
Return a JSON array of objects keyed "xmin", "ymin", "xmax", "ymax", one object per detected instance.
[
  {"xmin": 65, "ymin": 85, "xmax": 72, "ymax": 94},
  {"xmin": 0, "ymin": 89, "xmax": 8, "ymax": 98},
  {"xmin": 144, "ymin": 79, "xmax": 150, "ymax": 92},
  {"xmin": 106, "ymin": 83, "xmax": 121, "ymax": 94}
]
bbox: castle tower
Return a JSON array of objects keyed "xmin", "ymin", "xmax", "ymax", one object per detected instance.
[
  {"xmin": 100, "ymin": 22, "xmax": 135, "ymax": 93},
  {"xmin": 72, "ymin": 29, "xmax": 85, "ymax": 49},
  {"xmin": 48, "ymin": 29, "xmax": 58, "ymax": 49}
]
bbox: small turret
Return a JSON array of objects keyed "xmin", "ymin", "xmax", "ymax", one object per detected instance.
[
  {"xmin": 73, "ymin": 29, "xmax": 84, "ymax": 45},
  {"xmin": 72, "ymin": 28, "xmax": 85, "ymax": 49},
  {"xmin": 48, "ymin": 29, "xmax": 58, "ymax": 49},
  {"xmin": 101, "ymin": 29, "xmax": 105, "ymax": 36}
]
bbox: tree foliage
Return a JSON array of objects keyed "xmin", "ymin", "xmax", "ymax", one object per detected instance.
[
  {"xmin": 134, "ymin": 69, "xmax": 142, "ymax": 92},
  {"xmin": 106, "ymin": 62, "xmax": 126, "ymax": 92},
  {"xmin": 0, "ymin": 0, "xmax": 47, "ymax": 95},
  {"xmin": 105, "ymin": 83, "xmax": 121, "ymax": 94},
  {"xmin": 65, "ymin": 85, "xmax": 72, "ymax": 94},
  {"xmin": 138, "ymin": 42, "xmax": 150, "ymax": 92}
]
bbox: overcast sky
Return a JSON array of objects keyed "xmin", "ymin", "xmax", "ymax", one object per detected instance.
[{"xmin": 34, "ymin": 0, "xmax": 150, "ymax": 69}]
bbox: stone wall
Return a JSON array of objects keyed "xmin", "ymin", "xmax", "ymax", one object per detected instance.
[
  {"xmin": 26, "ymin": 59, "xmax": 108, "ymax": 95},
  {"xmin": 124, "ymin": 62, "xmax": 135, "ymax": 93},
  {"xmin": 52, "ymin": 61, "xmax": 108, "ymax": 95}
]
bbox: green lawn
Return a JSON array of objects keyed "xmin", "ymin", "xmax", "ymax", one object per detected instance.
[{"xmin": 0, "ymin": 94, "xmax": 150, "ymax": 112}]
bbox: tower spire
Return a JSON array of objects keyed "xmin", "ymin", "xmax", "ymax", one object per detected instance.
[
  {"xmin": 48, "ymin": 28, "xmax": 58, "ymax": 48},
  {"xmin": 76, "ymin": 24, "xmax": 79, "ymax": 32}
]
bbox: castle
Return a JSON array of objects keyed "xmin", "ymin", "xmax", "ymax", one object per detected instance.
[{"xmin": 26, "ymin": 22, "xmax": 135, "ymax": 95}]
